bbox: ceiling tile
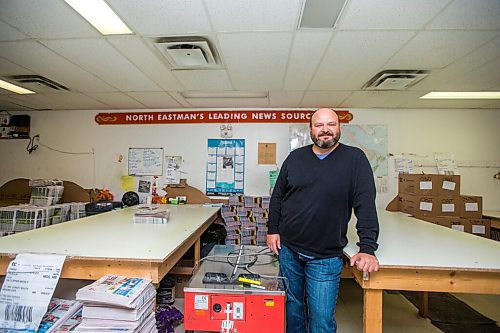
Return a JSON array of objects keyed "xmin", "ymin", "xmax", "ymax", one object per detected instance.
[
  {"xmin": 342, "ymin": 91, "xmax": 400, "ymax": 108},
  {"xmin": 310, "ymin": 30, "xmax": 415, "ymax": 90},
  {"xmin": 0, "ymin": 20, "xmax": 30, "ymax": 41},
  {"xmin": 107, "ymin": 0, "xmax": 211, "ymax": 35},
  {"xmin": 206, "ymin": 0, "xmax": 302, "ymax": 32},
  {"xmin": 427, "ymin": 0, "xmax": 500, "ymax": 30},
  {"xmin": 387, "ymin": 31, "xmax": 499, "ymax": 69},
  {"xmin": 0, "ymin": 58, "xmax": 32, "ymax": 75},
  {"xmin": 301, "ymin": 91, "xmax": 352, "ymax": 108},
  {"xmin": 173, "ymin": 69, "xmax": 233, "ymax": 90},
  {"xmin": 107, "ymin": 36, "xmax": 183, "ymax": 91},
  {"xmin": 86, "ymin": 92, "xmax": 146, "ymax": 109},
  {"xmin": 269, "ymin": 91, "xmax": 304, "ymax": 107},
  {"xmin": 442, "ymin": 57, "xmax": 500, "ymax": 90},
  {"xmin": 0, "ymin": 0, "xmax": 99, "ymax": 38},
  {"xmin": 339, "ymin": 0, "xmax": 449, "ymax": 30},
  {"xmin": 283, "ymin": 31, "xmax": 333, "ymax": 90},
  {"xmin": 0, "ymin": 41, "xmax": 115, "ymax": 92},
  {"xmin": 381, "ymin": 90, "xmax": 491, "ymax": 109},
  {"xmin": 126, "ymin": 92, "xmax": 182, "ymax": 108},
  {"xmin": 186, "ymin": 97, "xmax": 269, "ymax": 108},
  {"xmin": 42, "ymin": 92, "xmax": 110, "ymax": 109},
  {"xmin": 41, "ymin": 39, "xmax": 161, "ymax": 91},
  {"xmin": 218, "ymin": 32, "xmax": 293, "ymax": 90}
]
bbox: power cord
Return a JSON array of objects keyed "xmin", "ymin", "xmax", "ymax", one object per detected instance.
[{"xmin": 26, "ymin": 134, "xmax": 39, "ymax": 154}]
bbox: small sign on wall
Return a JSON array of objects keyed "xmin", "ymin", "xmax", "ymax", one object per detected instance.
[{"xmin": 258, "ymin": 143, "xmax": 276, "ymax": 165}]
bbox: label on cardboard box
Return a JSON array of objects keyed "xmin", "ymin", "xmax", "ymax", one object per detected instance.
[
  {"xmin": 441, "ymin": 203, "xmax": 455, "ymax": 213},
  {"xmin": 465, "ymin": 202, "xmax": 479, "ymax": 212},
  {"xmin": 472, "ymin": 225, "xmax": 486, "ymax": 234},
  {"xmin": 451, "ymin": 224, "xmax": 465, "ymax": 232},
  {"xmin": 442, "ymin": 181, "xmax": 456, "ymax": 191},
  {"xmin": 419, "ymin": 181, "xmax": 432, "ymax": 190},
  {"xmin": 419, "ymin": 202, "xmax": 433, "ymax": 211}
]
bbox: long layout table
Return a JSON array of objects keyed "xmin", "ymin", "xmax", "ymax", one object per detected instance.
[
  {"xmin": 0, "ymin": 204, "xmax": 220, "ymax": 284},
  {"xmin": 343, "ymin": 210, "xmax": 500, "ymax": 333}
]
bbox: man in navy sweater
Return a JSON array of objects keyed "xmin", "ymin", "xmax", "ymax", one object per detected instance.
[{"xmin": 267, "ymin": 108, "xmax": 379, "ymax": 333}]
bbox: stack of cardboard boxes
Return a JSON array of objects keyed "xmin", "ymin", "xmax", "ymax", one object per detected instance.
[{"xmin": 397, "ymin": 174, "xmax": 490, "ymax": 238}]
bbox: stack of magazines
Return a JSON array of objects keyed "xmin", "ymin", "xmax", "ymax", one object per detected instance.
[
  {"xmin": 73, "ymin": 275, "xmax": 157, "ymax": 333},
  {"xmin": 37, "ymin": 298, "xmax": 83, "ymax": 333},
  {"xmin": 133, "ymin": 206, "xmax": 170, "ymax": 224}
]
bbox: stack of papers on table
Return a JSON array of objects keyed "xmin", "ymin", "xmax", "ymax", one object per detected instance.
[
  {"xmin": 74, "ymin": 275, "xmax": 157, "ymax": 333},
  {"xmin": 133, "ymin": 206, "xmax": 170, "ymax": 224}
]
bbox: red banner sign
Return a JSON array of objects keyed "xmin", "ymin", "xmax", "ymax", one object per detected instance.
[{"xmin": 95, "ymin": 110, "xmax": 352, "ymax": 125}]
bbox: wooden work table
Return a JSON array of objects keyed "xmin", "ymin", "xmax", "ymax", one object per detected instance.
[
  {"xmin": 343, "ymin": 210, "xmax": 500, "ymax": 333},
  {"xmin": 0, "ymin": 204, "xmax": 220, "ymax": 283},
  {"xmin": 484, "ymin": 210, "xmax": 500, "ymax": 229}
]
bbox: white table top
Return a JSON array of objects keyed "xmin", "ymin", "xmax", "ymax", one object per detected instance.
[
  {"xmin": 0, "ymin": 204, "xmax": 219, "ymax": 262},
  {"xmin": 483, "ymin": 210, "xmax": 500, "ymax": 219},
  {"xmin": 344, "ymin": 210, "xmax": 500, "ymax": 272}
]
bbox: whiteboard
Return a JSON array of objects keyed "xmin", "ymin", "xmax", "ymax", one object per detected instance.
[{"xmin": 128, "ymin": 148, "xmax": 164, "ymax": 176}]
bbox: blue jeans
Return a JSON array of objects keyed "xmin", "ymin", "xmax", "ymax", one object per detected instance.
[{"xmin": 279, "ymin": 244, "xmax": 343, "ymax": 333}]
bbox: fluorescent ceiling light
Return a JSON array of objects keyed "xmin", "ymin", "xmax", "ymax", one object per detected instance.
[
  {"xmin": 299, "ymin": 0, "xmax": 347, "ymax": 29},
  {"xmin": 181, "ymin": 91, "xmax": 268, "ymax": 99},
  {"xmin": 64, "ymin": 0, "xmax": 132, "ymax": 35},
  {"xmin": 420, "ymin": 92, "xmax": 500, "ymax": 99},
  {"xmin": 0, "ymin": 79, "xmax": 35, "ymax": 94}
]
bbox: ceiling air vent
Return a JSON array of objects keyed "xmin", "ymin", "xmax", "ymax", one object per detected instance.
[
  {"xmin": 363, "ymin": 70, "xmax": 429, "ymax": 90},
  {"xmin": 154, "ymin": 36, "xmax": 219, "ymax": 69},
  {"xmin": 8, "ymin": 75, "xmax": 69, "ymax": 92}
]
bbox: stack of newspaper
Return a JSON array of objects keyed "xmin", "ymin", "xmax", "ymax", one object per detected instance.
[
  {"xmin": 37, "ymin": 298, "xmax": 83, "ymax": 333},
  {"xmin": 73, "ymin": 275, "xmax": 157, "ymax": 333},
  {"xmin": 133, "ymin": 206, "xmax": 170, "ymax": 224}
]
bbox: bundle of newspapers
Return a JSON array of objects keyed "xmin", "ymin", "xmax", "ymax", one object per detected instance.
[
  {"xmin": 74, "ymin": 275, "xmax": 157, "ymax": 332},
  {"xmin": 38, "ymin": 298, "xmax": 83, "ymax": 333},
  {"xmin": 133, "ymin": 206, "xmax": 170, "ymax": 224}
]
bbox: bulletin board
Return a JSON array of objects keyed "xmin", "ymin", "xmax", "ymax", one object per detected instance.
[{"xmin": 128, "ymin": 147, "xmax": 164, "ymax": 176}]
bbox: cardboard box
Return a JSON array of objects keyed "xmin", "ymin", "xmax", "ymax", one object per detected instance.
[
  {"xmin": 398, "ymin": 194, "xmax": 439, "ymax": 218},
  {"xmin": 435, "ymin": 196, "xmax": 462, "ymax": 217},
  {"xmin": 459, "ymin": 195, "xmax": 483, "ymax": 218},
  {"xmin": 420, "ymin": 216, "xmax": 468, "ymax": 232},
  {"xmin": 437, "ymin": 175, "xmax": 460, "ymax": 196},
  {"xmin": 169, "ymin": 274, "xmax": 192, "ymax": 298},
  {"xmin": 463, "ymin": 218, "xmax": 490, "ymax": 238},
  {"xmin": 398, "ymin": 174, "xmax": 439, "ymax": 196}
]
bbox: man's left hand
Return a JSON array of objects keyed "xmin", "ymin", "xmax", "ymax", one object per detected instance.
[{"xmin": 350, "ymin": 253, "xmax": 379, "ymax": 273}]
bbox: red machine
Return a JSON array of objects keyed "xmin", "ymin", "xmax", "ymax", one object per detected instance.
[{"xmin": 183, "ymin": 245, "xmax": 285, "ymax": 333}]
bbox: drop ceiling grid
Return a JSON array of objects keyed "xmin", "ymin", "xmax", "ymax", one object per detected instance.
[
  {"xmin": 42, "ymin": 92, "xmax": 110, "ymax": 109},
  {"xmin": 217, "ymin": 32, "xmax": 293, "ymax": 90},
  {"xmin": 268, "ymin": 91, "xmax": 305, "ymax": 107},
  {"xmin": 0, "ymin": 40, "xmax": 116, "ymax": 92},
  {"xmin": 86, "ymin": 92, "xmax": 147, "ymax": 109},
  {"xmin": 204, "ymin": 0, "xmax": 302, "ymax": 32},
  {"xmin": 0, "ymin": 57, "xmax": 32, "ymax": 76},
  {"xmin": 282, "ymin": 31, "xmax": 333, "ymax": 91},
  {"xmin": 173, "ymin": 70, "xmax": 233, "ymax": 91},
  {"xmin": 411, "ymin": 35, "xmax": 500, "ymax": 90},
  {"xmin": 342, "ymin": 91, "xmax": 403, "ymax": 108},
  {"xmin": 442, "ymin": 57, "xmax": 500, "ymax": 90},
  {"xmin": 309, "ymin": 30, "xmax": 415, "ymax": 90},
  {"xmin": 386, "ymin": 30, "xmax": 500, "ymax": 69},
  {"xmin": 126, "ymin": 91, "xmax": 182, "ymax": 109},
  {"xmin": 0, "ymin": 0, "xmax": 99, "ymax": 39},
  {"xmin": 5, "ymin": 92, "xmax": 75, "ymax": 110},
  {"xmin": 107, "ymin": 0, "xmax": 212, "ymax": 35},
  {"xmin": 186, "ymin": 97, "xmax": 269, "ymax": 108},
  {"xmin": 106, "ymin": 36, "xmax": 184, "ymax": 91},
  {"xmin": 301, "ymin": 91, "xmax": 352, "ymax": 108},
  {"xmin": 338, "ymin": 0, "xmax": 450, "ymax": 30},
  {"xmin": 41, "ymin": 39, "xmax": 162, "ymax": 92},
  {"xmin": 381, "ymin": 90, "xmax": 489, "ymax": 109},
  {"xmin": 426, "ymin": 0, "xmax": 500, "ymax": 30},
  {"xmin": 0, "ymin": 20, "xmax": 30, "ymax": 41}
]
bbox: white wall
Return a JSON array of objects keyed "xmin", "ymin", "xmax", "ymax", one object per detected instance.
[{"xmin": 1, "ymin": 108, "xmax": 499, "ymax": 210}]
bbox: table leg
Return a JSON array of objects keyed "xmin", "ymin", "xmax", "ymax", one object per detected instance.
[
  {"xmin": 194, "ymin": 239, "xmax": 201, "ymax": 270},
  {"xmin": 363, "ymin": 289, "xmax": 383, "ymax": 333},
  {"xmin": 418, "ymin": 291, "xmax": 429, "ymax": 318}
]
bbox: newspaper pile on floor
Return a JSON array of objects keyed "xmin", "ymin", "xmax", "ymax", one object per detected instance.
[{"xmin": 74, "ymin": 275, "xmax": 157, "ymax": 332}]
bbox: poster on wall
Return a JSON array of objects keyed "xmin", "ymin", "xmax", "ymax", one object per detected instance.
[{"xmin": 206, "ymin": 139, "xmax": 245, "ymax": 196}]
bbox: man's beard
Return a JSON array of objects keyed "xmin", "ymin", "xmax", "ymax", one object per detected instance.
[{"xmin": 311, "ymin": 130, "xmax": 341, "ymax": 149}]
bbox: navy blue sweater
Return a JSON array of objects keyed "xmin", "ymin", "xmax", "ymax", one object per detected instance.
[{"xmin": 268, "ymin": 143, "xmax": 379, "ymax": 258}]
